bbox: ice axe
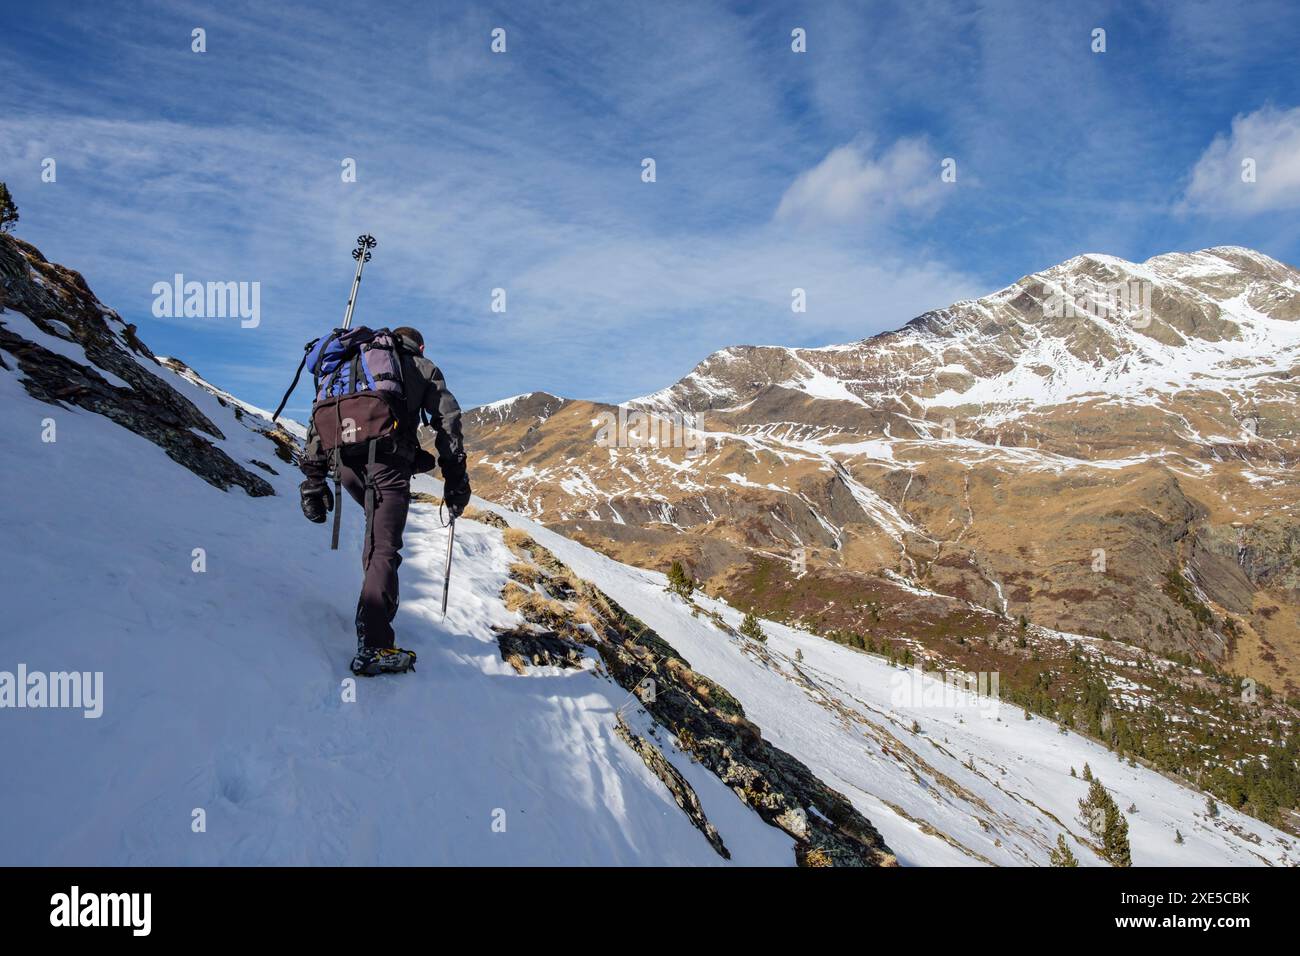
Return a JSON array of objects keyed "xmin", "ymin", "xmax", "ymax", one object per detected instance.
[{"xmin": 440, "ymin": 516, "xmax": 456, "ymax": 617}]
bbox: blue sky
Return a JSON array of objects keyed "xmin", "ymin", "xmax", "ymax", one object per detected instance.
[{"xmin": 2, "ymin": 0, "xmax": 1299, "ymax": 412}]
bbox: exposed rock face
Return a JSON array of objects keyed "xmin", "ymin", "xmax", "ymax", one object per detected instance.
[
  {"xmin": 493, "ymin": 624, "xmax": 587, "ymax": 673},
  {"xmin": 465, "ymin": 247, "xmax": 1300, "ymax": 691},
  {"xmin": 0, "ymin": 234, "xmax": 274, "ymax": 497},
  {"xmin": 613, "ymin": 715, "xmax": 730, "ymax": 860},
  {"xmin": 496, "ymin": 528, "xmax": 898, "ymax": 867}
]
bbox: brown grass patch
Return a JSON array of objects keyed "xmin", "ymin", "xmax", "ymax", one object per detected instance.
[
  {"xmin": 509, "ymin": 561, "xmax": 540, "ymax": 587},
  {"xmin": 502, "ymin": 581, "xmax": 568, "ymax": 629}
]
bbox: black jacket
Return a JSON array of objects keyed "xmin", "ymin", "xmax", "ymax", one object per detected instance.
[{"xmin": 300, "ymin": 331, "xmax": 467, "ymax": 488}]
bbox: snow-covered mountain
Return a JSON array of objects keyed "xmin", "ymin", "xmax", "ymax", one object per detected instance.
[
  {"xmin": 635, "ymin": 246, "xmax": 1300, "ymax": 417},
  {"xmin": 1, "ymin": 233, "xmax": 1296, "ymax": 865},
  {"xmin": 465, "ymin": 246, "xmax": 1300, "ymax": 686}
]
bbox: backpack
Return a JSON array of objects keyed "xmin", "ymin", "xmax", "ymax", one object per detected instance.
[
  {"xmin": 272, "ymin": 326, "xmax": 410, "ymax": 550},
  {"xmin": 304, "ymin": 326, "xmax": 406, "ymax": 456}
]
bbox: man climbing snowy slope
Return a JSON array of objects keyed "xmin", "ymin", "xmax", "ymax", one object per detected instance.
[{"xmin": 297, "ymin": 326, "xmax": 471, "ymax": 676}]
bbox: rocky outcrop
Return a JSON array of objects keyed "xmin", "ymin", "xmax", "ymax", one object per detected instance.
[
  {"xmin": 493, "ymin": 624, "xmax": 587, "ymax": 673},
  {"xmin": 613, "ymin": 715, "xmax": 729, "ymax": 859},
  {"xmin": 0, "ymin": 234, "xmax": 273, "ymax": 497},
  {"xmin": 495, "ymin": 527, "xmax": 897, "ymax": 867}
]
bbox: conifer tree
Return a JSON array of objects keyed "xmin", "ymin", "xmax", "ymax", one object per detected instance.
[
  {"xmin": 665, "ymin": 560, "xmax": 694, "ymax": 598},
  {"xmin": 739, "ymin": 612, "xmax": 766, "ymax": 643},
  {"xmin": 1105, "ymin": 805, "xmax": 1132, "ymax": 867},
  {"xmin": 0, "ymin": 182, "xmax": 17, "ymax": 233},
  {"xmin": 1049, "ymin": 833, "xmax": 1079, "ymax": 867},
  {"xmin": 1078, "ymin": 777, "xmax": 1131, "ymax": 867}
]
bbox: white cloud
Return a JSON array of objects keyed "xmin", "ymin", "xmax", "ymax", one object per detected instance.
[
  {"xmin": 1179, "ymin": 105, "xmax": 1300, "ymax": 215},
  {"xmin": 775, "ymin": 136, "xmax": 950, "ymax": 226}
]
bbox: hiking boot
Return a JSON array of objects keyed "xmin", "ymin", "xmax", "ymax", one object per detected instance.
[{"xmin": 350, "ymin": 645, "xmax": 418, "ymax": 676}]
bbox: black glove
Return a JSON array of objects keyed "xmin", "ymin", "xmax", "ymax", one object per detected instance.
[
  {"xmin": 413, "ymin": 447, "xmax": 438, "ymax": 474},
  {"xmin": 299, "ymin": 479, "xmax": 334, "ymax": 524},
  {"xmin": 443, "ymin": 475, "xmax": 471, "ymax": 519}
]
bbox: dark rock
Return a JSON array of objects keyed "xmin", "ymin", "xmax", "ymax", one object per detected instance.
[
  {"xmin": 614, "ymin": 714, "xmax": 729, "ymax": 859},
  {"xmin": 493, "ymin": 625, "xmax": 587, "ymax": 672},
  {"xmin": 0, "ymin": 234, "xmax": 274, "ymax": 497}
]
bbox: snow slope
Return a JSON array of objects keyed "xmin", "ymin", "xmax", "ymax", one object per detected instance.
[
  {"xmin": 0, "ymin": 350, "xmax": 791, "ymax": 866},
  {"xmin": 0, "ymin": 333, "xmax": 1293, "ymax": 865}
]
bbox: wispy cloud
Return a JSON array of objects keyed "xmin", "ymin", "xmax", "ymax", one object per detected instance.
[
  {"xmin": 775, "ymin": 136, "xmax": 951, "ymax": 226},
  {"xmin": 1178, "ymin": 105, "xmax": 1300, "ymax": 216}
]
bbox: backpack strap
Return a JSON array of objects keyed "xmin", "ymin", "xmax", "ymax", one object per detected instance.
[
  {"xmin": 330, "ymin": 470, "xmax": 344, "ymax": 551},
  {"xmin": 271, "ymin": 337, "xmax": 320, "ymax": 423},
  {"xmin": 350, "ymin": 354, "xmax": 364, "ymax": 394},
  {"xmin": 361, "ymin": 439, "xmax": 379, "ymax": 569}
]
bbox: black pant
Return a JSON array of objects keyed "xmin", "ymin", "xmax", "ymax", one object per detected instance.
[{"xmin": 338, "ymin": 454, "xmax": 413, "ymax": 649}]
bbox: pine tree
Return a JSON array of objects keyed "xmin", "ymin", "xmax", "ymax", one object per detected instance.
[
  {"xmin": 1049, "ymin": 833, "xmax": 1079, "ymax": 867},
  {"xmin": 739, "ymin": 612, "xmax": 766, "ymax": 643},
  {"xmin": 665, "ymin": 560, "xmax": 694, "ymax": 599},
  {"xmin": 1175, "ymin": 829, "xmax": 1184, "ymax": 845},
  {"xmin": 1205, "ymin": 795, "xmax": 1219, "ymax": 818},
  {"xmin": 1082, "ymin": 762, "xmax": 1093, "ymax": 781},
  {"xmin": 794, "ymin": 648, "xmax": 803, "ymax": 663},
  {"xmin": 1105, "ymin": 805, "xmax": 1132, "ymax": 867},
  {"xmin": 1079, "ymin": 777, "xmax": 1131, "ymax": 867},
  {"xmin": 0, "ymin": 182, "xmax": 17, "ymax": 233}
]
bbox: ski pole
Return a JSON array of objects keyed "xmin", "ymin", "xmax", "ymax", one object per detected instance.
[
  {"xmin": 441, "ymin": 517, "xmax": 456, "ymax": 617},
  {"xmin": 269, "ymin": 234, "xmax": 376, "ymax": 423},
  {"xmin": 341, "ymin": 234, "xmax": 377, "ymax": 330}
]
